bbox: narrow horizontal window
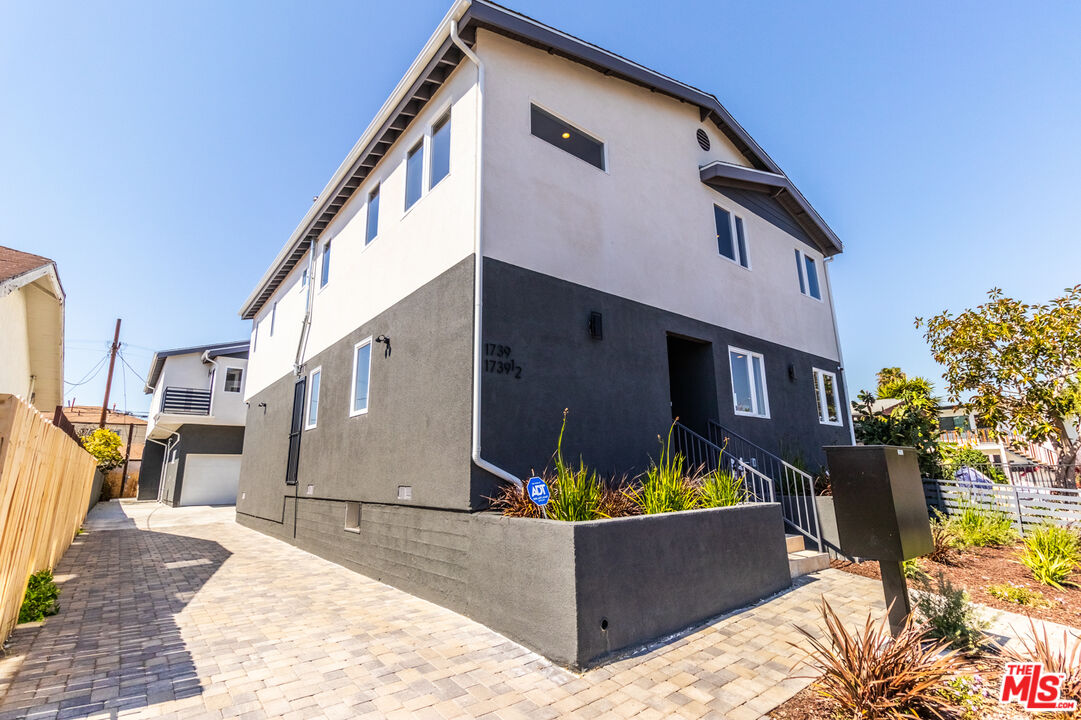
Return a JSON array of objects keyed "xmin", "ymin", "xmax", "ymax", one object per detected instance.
[
  {"xmin": 430, "ymin": 113, "xmax": 451, "ymax": 188},
  {"xmin": 530, "ymin": 104, "xmax": 605, "ymax": 171},
  {"xmin": 351, "ymin": 339, "xmax": 372, "ymax": 416},
  {"xmin": 405, "ymin": 141, "xmax": 423, "ymax": 210},
  {"xmin": 729, "ymin": 348, "xmax": 769, "ymax": 418},
  {"xmin": 813, "ymin": 368, "xmax": 842, "ymax": 425},
  {"xmin": 224, "ymin": 368, "xmax": 243, "ymax": 393},
  {"xmin": 714, "ymin": 206, "xmax": 749, "ymax": 268},
  {"xmin": 306, "ymin": 368, "xmax": 321, "ymax": 429},
  {"xmin": 365, "ymin": 186, "xmax": 380, "ymax": 245}
]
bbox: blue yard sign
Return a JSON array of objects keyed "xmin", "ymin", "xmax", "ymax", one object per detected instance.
[{"xmin": 526, "ymin": 476, "xmax": 550, "ymax": 506}]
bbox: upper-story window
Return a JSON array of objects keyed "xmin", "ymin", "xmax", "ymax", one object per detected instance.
[
  {"xmin": 430, "ymin": 113, "xmax": 451, "ymax": 188},
  {"xmin": 813, "ymin": 368, "xmax": 841, "ymax": 426},
  {"xmin": 350, "ymin": 338, "xmax": 372, "ymax": 416},
  {"xmin": 530, "ymin": 104, "xmax": 605, "ymax": 171},
  {"xmin": 320, "ymin": 240, "xmax": 331, "ymax": 288},
  {"xmin": 795, "ymin": 248, "xmax": 821, "ymax": 300},
  {"xmin": 306, "ymin": 367, "xmax": 321, "ymax": 430},
  {"xmin": 405, "ymin": 141, "xmax": 424, "ymax": 210},
  {"xmin": 365, "ymin": 186, "xmax": 380, "ymax": 244},
  {"xmin": 729, "ymin": 347, "xmax": 769, "ymax": 418},
  {"xmin": 224, "ymin": 368, "xmax": 243, "ymax": 393},
  {"xmin": 714, "ymin": 206, "xmax": 749, "ymax": 268}
]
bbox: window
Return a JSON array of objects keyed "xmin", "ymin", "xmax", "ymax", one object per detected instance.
[
  {"xmin": 344, "ymin": 502, "xmax": 361, "ymax": 533},
  {"xmin": 306, "ymin": 367, "xmax": 321, "ymax": 429},
  {"xmin": 430, "ymin": 113, "xmax": 451, "ymax": 187},
  {"xmin": 405, "ymin": 141, "xmax": 424, "ymax": 210},
  {"xmin": 714, "ymin": 206, "xmax": 749, "ymax": 268},
  {"xmin": 530, "ymin": 104, "xmax": 605, "ymax": 170},
  {"xmin": 729, "ymin": 348, "xmax": 769, "ymax": 418},
  {"xmin": 270, "ymin": 301, "xmax": 276, "ymax": 336},
  {"xmin": 365, "ymin": 186, "xmax": 379, "ymax": 244},
  {"xmin": 813, "ymin": 368, "xmax": 841, "ymax": 426},
  {"xmin": 795, "ymin": 248, "xmax": 821, "ymax": 300},
  {"xmin": 224, "ymin": 368, "xmax": 243, "ymax": 393},
  {"xmin": 350, "ymin": 338, "xmax": 372, "ymax": 416},
  {"xmin": 320, "ymin": 240, "xmax": 331, "ymax": 288}
]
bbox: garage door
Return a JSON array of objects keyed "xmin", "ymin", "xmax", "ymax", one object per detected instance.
[{"xmin": 180, "ymin": 454, "xmax": 242, "ymax": 506}]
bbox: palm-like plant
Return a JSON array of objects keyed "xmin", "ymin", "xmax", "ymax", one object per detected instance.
[{"xmin": 631, "ymin": 421, "xmax": 698, "ymax": 514}]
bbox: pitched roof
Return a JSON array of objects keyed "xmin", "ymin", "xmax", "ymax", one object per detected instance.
[
  {"xmin": 144, "ymin": 340, "xmax": 250, "ymax": 393},
  {"xmin": 62, "ymin": 405, "xmax": 147, "ymax": 426},
  {"xmin": 240, "ymin": 0, "xmax": 843, "ymax": 320},
  {"xmin": 0, "ymin": 245, "xmax": 54, "ymax": 284}
]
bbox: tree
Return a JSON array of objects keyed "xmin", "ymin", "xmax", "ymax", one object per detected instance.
[
  {"xmin": 852, "ymin": 367, "xmax": 942, "ymax": 477},
  {"xmin": 917, "ymin": 286, "xmax": 1081, "ymax": 487},
  {"xmin": 81, "ymin": 428, "xmax": 124, "ymax": 472}
]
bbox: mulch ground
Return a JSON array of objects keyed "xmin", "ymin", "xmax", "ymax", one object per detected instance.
[{"xmin": 832, "ymin": 544, "xmax": 1081, "ymax": 628}]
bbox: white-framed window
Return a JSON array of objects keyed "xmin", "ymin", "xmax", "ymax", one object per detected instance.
[
  {"xmin": 430, "ymin": 112, "xmax": 451, "ymax": 188},
  {"xmin": 794, "ymin": 248, "xmax": 821, "ymax": 300},
  {"xmin": 714, "ymin": 206, "xmax": 749, "ymax": 268},
  {"xmin": 729, "ymin": 347, "xmax": 769, "ymax": 418},
  {"xmin": 224, "ymin": 368, "xmax": 243, "ymax": 393},
  {"xmin": 813, "ymin": 368, "xmax": 842, "ymax": 426},
  {"xmin": 365, "ymin": 186, "xmax": 380, "ymax": 244},
  {"xmin": 306, "ymin": 367, "xmax": 321, "ymax": 430},
  {"xmin": 405, "ymin": 141, "xmax": 424, "ymax": 210},
  {"xmin": 319, "ymin": 240, "xmax": 331, "ymax": 288},
  {"xmin": 350, "ymin": 338, "xmax": 372, "ymax": 417}
]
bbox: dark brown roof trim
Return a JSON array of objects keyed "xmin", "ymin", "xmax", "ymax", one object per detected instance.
[{"xmin": 700, "ymin": 161, "xmax": 842, "ymax": 256}]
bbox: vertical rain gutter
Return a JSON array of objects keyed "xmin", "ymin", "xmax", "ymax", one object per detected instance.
[
  {"xmin": 293, "ymin": 248, "xmax": 316, "ymax": 376},
  {"xmin": 450, "ymin": 16, "xmax": 522, "ymax": 489},
  {"xmin": 823, "ymin": 258, "xmax": 856, "ymax": 445}
]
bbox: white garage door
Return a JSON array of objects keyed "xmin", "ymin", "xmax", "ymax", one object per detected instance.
[{"xmin": 180, "ymin": 454, "xmax": 242, "ymax": 507}]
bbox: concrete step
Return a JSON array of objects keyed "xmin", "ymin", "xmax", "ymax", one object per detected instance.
[
  {"xmin": 788, "ymin": 549, "xmax": 830, "ymax": 578},
  {"xmin": 784, "ymin": 534, "xmax": 805, "ymax": 553}
]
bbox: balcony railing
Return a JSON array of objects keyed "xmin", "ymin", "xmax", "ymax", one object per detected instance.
[
  {"xmin": 939, "ymin": 428, "xmax": 998, "ymax": 444},
  {"xmin": 161, "ymin": 387, "xmax": 211, "ymax": 416}
]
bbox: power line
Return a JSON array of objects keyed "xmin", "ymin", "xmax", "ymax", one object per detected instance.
[
  {"xmin": 64, "ymin": 353, "xmax": 109, "ymax": 387},
  {"xmin": 118, "ymin": 351, "xmax": 148, "ymax": 386}
]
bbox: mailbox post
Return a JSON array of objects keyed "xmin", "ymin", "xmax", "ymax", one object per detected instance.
[{"xmin": 824, "ymin": 445, "xmax": 933, "ymax": 635}]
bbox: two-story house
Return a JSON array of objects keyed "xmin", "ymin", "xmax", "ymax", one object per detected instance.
[
  {"xmin": 236, "ymin": 0, "xmax": 850, "ymax": 646},
  {"xmin": 137, "ymin": 340, "xmax": 249, "ymax": 506}
]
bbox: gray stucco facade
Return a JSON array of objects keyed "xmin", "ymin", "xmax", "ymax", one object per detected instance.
[{"xmin": 156, "ymin": 424, "xmax": 245, "ymax": 507}]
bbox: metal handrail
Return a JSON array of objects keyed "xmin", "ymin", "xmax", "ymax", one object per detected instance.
[{"xmin": 707, "ymin": 420, "xmax": 817, "ymax": 490}]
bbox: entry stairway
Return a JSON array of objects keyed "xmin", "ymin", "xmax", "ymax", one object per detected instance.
[{"xmin": 787, "ymin": 533, "xmax": 830, "ymax": 578}]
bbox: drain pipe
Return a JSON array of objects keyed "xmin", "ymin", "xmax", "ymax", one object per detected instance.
[
  {"xmin": 823, "ymin": 257, "xmax": 856, "ymax": 445},
  {"xmin": 146, "ymin": 431, "xmax": 180, "ymax": 503},
  {"xmin": 450, "ymin": 19, "xmax": 522, "ymax": 490},
  {"xmin": 293, "ymin": 247, "xmax": 316, "ymax": 377},
  {"xmin": 200, "ymin": 350, "xmax": 219, "ymax": 416}
]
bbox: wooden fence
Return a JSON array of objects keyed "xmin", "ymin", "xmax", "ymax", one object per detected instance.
[
  {"xmin": 923, "ymin": 477, "xmax": 1081, "ymax": 534},
  {"xmin": 0, "ymin": 394, "xmax": 97, "ymax": 644}
]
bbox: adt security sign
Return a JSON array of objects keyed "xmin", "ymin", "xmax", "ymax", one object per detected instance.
[{"xmin": 527, "ymin": 476, "xmax": 550, "ymax": 506}]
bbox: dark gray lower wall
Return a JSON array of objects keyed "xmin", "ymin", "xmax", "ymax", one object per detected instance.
[
  {"xmin": 481, "ymin": 257, "xmax": 851, "ymax": 486},
  {"xmin": 137, "ymin": 441, "xmax": 164, "ymax": 501},
  {"xmin": 88, "ymin": 470, "xmax": 104, "ymax": 513},
  {"xmin": 164, "ymin": 424, "xmax": 245, "ymax": 506},
  {"xmin": 238, "ymin": 500, "xmax": 791, "ymax": 669}
]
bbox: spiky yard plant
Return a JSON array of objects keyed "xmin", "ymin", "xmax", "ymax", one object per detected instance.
[
  {"xmin": 928, "ymin": 511, "xmax": 962, "ymax": 565},
  {"xmin": 487, "ymin": 477, "xmax": 543, "ymax": 518},
  {"xmin": 597, "ymin": 476, "xmax": 641, "ymax": 518},
  {"xmin": 796, "ymin": 599, "xmax": 966, "ymax": 720},
  {"xmin": 1020, "ymin": 523, "xmax": 1081, "ymax": 589},
  {"xmin": 1006, "ymin": 617, "xmax": 1081, "ymax": 707},
  {"xmin": 632, "ymin": 421, "xmax": 698, "ymax": 514},
  {"xmin": 544, "ymin": 409, "xmax": 604, "ymax": 522},
  {"xmin": 698, "ymin": 462, "xmax": 745, "ymax": 508}
]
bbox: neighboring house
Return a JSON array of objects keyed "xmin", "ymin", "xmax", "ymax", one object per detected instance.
[
  {"xmin": 938, "ymin": 404, "xmax": 1060, "ymax": 468},
  {"xmin": 137, "ymin": 341, "xmax": 249, "ymax": 506},
  {"xmin": 235, "ymin": 0, "xmax": 850, "ymax": 627},
  {"xmin": 0, "ymin": 246, "xmax": 64, "ymax": 413},
  {"xmin": 62, "ymin": 404, "xmax": 147, "ymax": 497}
]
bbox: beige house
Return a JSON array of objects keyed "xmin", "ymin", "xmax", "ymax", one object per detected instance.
[{"xmin": 0, "ymin": 246, "xmax": 64, "ymax": 412}]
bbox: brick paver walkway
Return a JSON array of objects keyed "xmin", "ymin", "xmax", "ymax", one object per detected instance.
[{"xmin": 0, "ymin": 502, "xmax": 887, "ymax": 720}]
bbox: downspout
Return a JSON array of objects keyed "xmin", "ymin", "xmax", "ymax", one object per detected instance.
[
  {"xmin": 450, "ymin": 19, "xmax": 522, "ymax": 490},
  {"xmin": 201, "ymin": 350, "xmax": 219, "ymax": 417},
  {"xmin": 146, "ymin": 431, "xmax": 180, "ymax": 503},
  {"xmin": 293, "ymin": 247, "xmax": 316, "ymax": 377},
  {"xmin": 823, "ymin": 257, "xmax": 856, "ymax": 445}
]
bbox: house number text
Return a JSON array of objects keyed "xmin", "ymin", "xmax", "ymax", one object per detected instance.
[{"xmin": 484, "ymin": 343, "xmax": 522, "ymax": 379}]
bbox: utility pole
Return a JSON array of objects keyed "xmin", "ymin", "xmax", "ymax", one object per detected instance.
[
  {"xmin": 99, "ymin": 318, "xmax": 121, "ymax": 428},
  {"xmin": 118, "ymin": 422, "xmax": 134, "ymax": 497}
]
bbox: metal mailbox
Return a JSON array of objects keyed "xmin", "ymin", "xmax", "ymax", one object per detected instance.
[{"xmin": 824, "ymin": 445, "xmax": 932, "ymax": 561}]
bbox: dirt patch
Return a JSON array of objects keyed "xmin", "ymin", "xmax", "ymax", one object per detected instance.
[{"xmin": 832, "ymin": 544, "xmax": 1081, "ymax": 628}]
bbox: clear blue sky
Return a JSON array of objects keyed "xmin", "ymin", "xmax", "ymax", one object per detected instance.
[{"xmin": 3, "ymin": 0, "xmax": 1079, "ymax": 414}]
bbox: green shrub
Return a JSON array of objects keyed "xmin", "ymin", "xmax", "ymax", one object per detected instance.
[
  {"xmin": 928, "ymin": 511, "xmax": 962, "ymax": 565},
  {"xmin": 18, "ymin": 570, "xmax": 59, "ymax": 623},
  {"xmin": 914, "ymin": 572, "xmax": 987, "ymax": 651},
  {"xmin": 902, "ymin": 558, "xmax": 929, "ymax": 584},
  {"xmin": 942, "ymin": 444, "xmax": 1008, "ymax": 484},
  {"xmin": 986, "ymin": 582, "xmax": 1050, "ymax": 608},
  {"xmin": 632, "ymin": 423, "xmax": 698, "ymax": 514},
  {"xmin": 947, "ymin": 502, "xmax": 1017, "ymax": 548},
  {"xmin": 1019, "ymin": 525, "xmax": 1081, "ymax": 590},
  {"xmin": 698, "ymin": 464, "xmax": 745, "ymax": 508}
]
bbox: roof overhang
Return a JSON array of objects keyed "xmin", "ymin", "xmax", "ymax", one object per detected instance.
[
  {"xmin": 144, "ymin": 340, "xmax": 250, "ymax": 394},
  {"xmin": 0, "ymin": 262, "xmax": 64, "ymax": 302},
  {"xmin": 700, "ymin": 161, "xmax": 842, "ymax": 256},
  {"xmin": 240, "ymin": 0, "xmax": 841, "ymax": 319}
]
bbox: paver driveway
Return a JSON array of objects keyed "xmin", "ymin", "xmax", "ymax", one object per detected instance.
[{"xmin": 0, "ymin": 502, "xmax": 887, "ymax": 720}]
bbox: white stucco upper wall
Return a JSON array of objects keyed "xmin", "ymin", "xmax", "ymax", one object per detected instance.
[
  {"xmin": 0, "ymin": 290, "xmax": 32, "ymax": 401},
  {"xmin": 147, "ymin": 353, "xmax": 248, "ymax": 436},
  {"xmin": 244, "ymin": 63, "xmax": 479, "ymax": 399},
  {"xmin": 478, "ymin": 30, "xmax": 841, "ymax": 361}
]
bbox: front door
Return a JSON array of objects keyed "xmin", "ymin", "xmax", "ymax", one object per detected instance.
[
  {"xmin": 285, "ymin": 376, "xmax": 306, "ymax": 486},
  {"xmin": 666, "ymin": 334, "xmax": 719, "ymax": 435}
]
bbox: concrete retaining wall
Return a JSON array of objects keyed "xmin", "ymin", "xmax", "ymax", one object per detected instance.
[{"xmin": 239, "ymin": 500, "xmax": 791, "ymax": 669}]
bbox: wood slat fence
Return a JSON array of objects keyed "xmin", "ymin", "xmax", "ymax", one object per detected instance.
[
  {"xmin": 0, "ymin": 394, "xmax": 97, "ymax": 644},
  {"xmin": 923, "ymin": 477, "xmax": 1081, "ymax": 535}
]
